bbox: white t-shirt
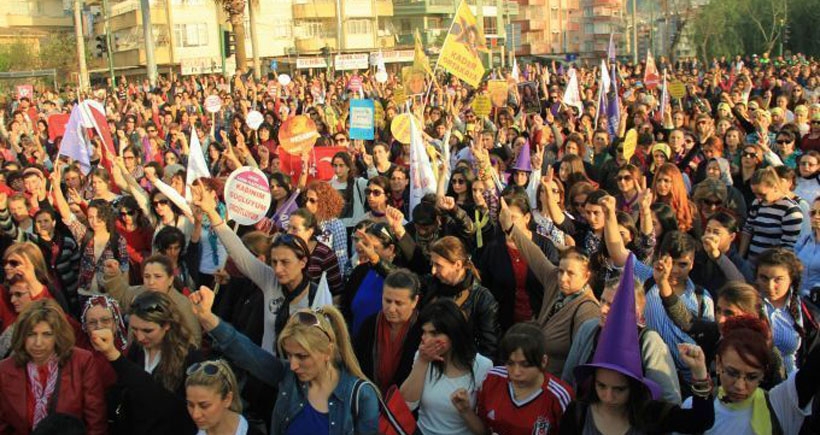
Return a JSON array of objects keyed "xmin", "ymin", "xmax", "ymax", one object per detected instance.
[
  {"xmin": 680, "ymin": 372, "xmax": 812, "ymax": 435},
  {"xmin": 408, "ymin": 353, "xmax": 493, "ymax": 435}
]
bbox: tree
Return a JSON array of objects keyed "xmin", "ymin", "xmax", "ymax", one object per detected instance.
[
  {"xmin": 213, "ymin": 0, "xmax": 248, "ymax": 72},
  {"xmin": 740, "ymin": 0, "xmax": 787, "ymax": 55}
]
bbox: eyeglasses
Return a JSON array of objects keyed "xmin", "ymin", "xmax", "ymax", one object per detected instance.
[
  {"xmin": 776, "ymin": 139, "xmax": 792, "ymax": 145},
  {"xmin": 365, "ymin": 188, "xmax": 384, "ymax": 197},
  {"xmin": 722, "ymin": 366, "xmax": 763, "ymax": 385},
  {"xmin": 124, "ymin": 155, "xmax": 136, "ymax": 160},
  {"xmin": 4, "ymin": 259, "xmax": 21, "ymax": 268},
  {"xmin": 616, "ymin": 175, "xmax": 632, "ymax": 182},
  {"xmin": 186, "ymin": 361, "xmax": 225, "ymax": 377},
  {"xmin": 147, "ymin": 129, "xmax": 157, "ymax": 133},
  {"xmin": 291, "ymin": 310, "xmax": 332, "ymax": 341},
  {"xmin": 86, "ymin": 316, "xmax": 114, "ymax": 328},
  {"xmin": 120, "ymin": 209, "xmax": 136, "ymax": 217},
  {"xmin": 701, "ymin": 199, "xmax": 723, "ymax": 207},
  {"xmin": 152, "ymin": 199, "xmax": 170, "ymax": 207},
  {"xmin": 451, "ymin": 178, "xmax": 466, "ymax": 185},
  {"xmin": 742, "ymin": 152, "xmax": 758, "ymax": 159}
]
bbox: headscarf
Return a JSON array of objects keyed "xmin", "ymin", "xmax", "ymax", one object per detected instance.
[{"xmin": 81, "ymin": 295, "xmax": 128, "ymax": 352}]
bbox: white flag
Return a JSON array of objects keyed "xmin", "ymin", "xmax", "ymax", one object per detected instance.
[
  {"xmin": 601, "ymin": 59, "xmax": 611, "ymax": 94},
  {"xmin": 511, "ymin": 56, "xmax": 520, "ymax": 81},
  {"xmin": 185, "ymin": 129, "xmax": 211, "ymax": 202},
  {"xmin": 408, "ymin": 116, "xmax": 437, "ymax": 218},
  {"xmin": 311, "ymin": 272, "xmax": 333, "ymax": 309},
  {"xmin": 58, "ymin": 105, "xmax": 92, "ymax": 174},
  {"xmin": 563, "ymin": 68, "xmax": 584, "ymax": 114}
]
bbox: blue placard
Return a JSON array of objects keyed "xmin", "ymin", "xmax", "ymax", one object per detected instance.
[
  {"xmin": 270, "ymin": 60, "xmax": 278, "ymax": 71},
  {"xmin": 349, "ymin": 99, "xmax": 375, "ymax": 140}
]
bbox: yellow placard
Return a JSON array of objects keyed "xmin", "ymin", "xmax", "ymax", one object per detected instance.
[
  {"xmin": 278, "ymin": 115, "xmax": 319, "ymax": 155},
  {"xmin": 438, "ymin": 1, "xmax": 486, "ymax": 87},
  {"xmin": 374, "ymin": 100, "xmax": 385, "ymax": 129},
  {"xmin": 402, "ymin": 66, "xmax": 427, "ymax": 95},
  {"xmin": 487, "ymin": 80, "xmax": 508, "ymax": 107},
  {"xmin": 391, "ymin": 113, "xmax": 422, "ymax": 144},
  {"xmin": 668, "ymin": 80, "xmax": 686, "ymax": 99},
  {"xmin": 392, "ymin": 87, "xmax": 407, "ymax": 107},
  {"xmin": 623, "ymin": 129, "xmax": 638, "ymax": 161},
  {"xmin": 472, "ymin": 95, "xmax": 491, "ymax": 117}
]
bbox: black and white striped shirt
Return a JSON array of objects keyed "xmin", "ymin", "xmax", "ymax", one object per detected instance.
[{"xmin": 743, "ymin": 197, "xmax": 804, "ymax": 259}]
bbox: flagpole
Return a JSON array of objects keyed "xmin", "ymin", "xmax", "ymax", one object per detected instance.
[
  {"xmin": 423, "ymin": 0, "xmax": 465, "ymax": 108},
  {"xmin": 594, "ymin": 66, "xmax": 603, "ymax": 128}
]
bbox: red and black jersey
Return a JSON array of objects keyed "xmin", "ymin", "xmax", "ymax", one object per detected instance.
[{"xmin": 477, "ymin": 366, "xmax": 573, "ymax": 435}]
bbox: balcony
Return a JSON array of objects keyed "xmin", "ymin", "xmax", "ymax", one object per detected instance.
[
  {"xmin": 292, "ymin": 1, "xmax": 336, "ymax": 19},
  {"xmin": 295, "ymin": 36, "xmax": 337, "ymax": 52},
  {"xmin": 396, "ymin": 28, "xmax": 446, "ymax": 47},
  {"xmin": 376, "ymin": 0, "xmax": 393, "ymax": 15},
  {"xmin": 376, "ymin": 35, "xmax": 395, "ymax": 48},
  {"xmin": 92, "ymin": 8, "xmax": 167, "ymax": 33},
  {"xmin": 521, "ymin": 19, "xmax": 544, "ymax": 32},
  {"xmin": 394, "ymin": 0, "xmax": 454, "ymax": 16}
]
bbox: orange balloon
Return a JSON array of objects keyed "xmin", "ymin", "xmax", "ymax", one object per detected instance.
[{"xmin": 278, "ymin": 115, "xmax": 319, "ymax": 155}]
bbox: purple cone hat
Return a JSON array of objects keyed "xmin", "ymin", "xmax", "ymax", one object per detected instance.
[
  {"xmin": 574, "ymin": 255, "xmax": 662, "ymax": 399},
  {"xmin": 511, "ymin": 141, "xmax": 532, "ymax": 172}
]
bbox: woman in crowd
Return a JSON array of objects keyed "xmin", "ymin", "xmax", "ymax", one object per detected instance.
[
  {"xmin": 286, "ymin": 208, "xmax": 344, "ymax": 298},
  {"xmin": 361, "ymin": 175, "xmax": 391, "ymax": 224},
  {"xmin": 267, "ymin": 172, "xmax": 303, "ymax": 232},
  {"xmin": 0, "ymin": 299, "xmax": 108, "ymax": 434},
  {"xmin": 444, "ymin": 166, "xmax": 477, "ymax": 217},
  {"xmin": 329, "ymin": 151, "xmax": 369, "ymax": 229},
  {"xmin": 0, "ymin": 242, "xmax": 71, "ymax": 328},
  {"xmin": 732, "ymin": 143, "xmax": 765, "ymax": 207},
  {"xmin": 153, "ymin": 225, "xmax": 201, "ymax": 293},
  {"xmin": 185, "ymin": 359, "xmax": 265, "ymax": 435},
  {"xmin": 387, "ymin": 166, "xmax": 410, "ymax": 217},
  {"xmin": 188, "ymin": 287, "xmax": 381, "ymax": 434},
  {"xmin": 421, "ymin": 235, "xmax": 500, "ymax": 358},
  {"xmin": 100, "ymin": 254, "xmax": 202, "ymax": 344},
  {"xmin": 797, "ymin": 196, "xmax": 820, "ymax": 295},
  {"xmin": 0, "ymin": 276, "xmax": 42, "ymax": 357},
  {"xmin": 90, "ymin": 291, "xmax": 201, "ymax": 434},
  {"xmin": 795, "ymin": 151, "xmax": 820, "ymax": 205},
  {"xmin": 116, "ymin": 195, "xmax": 154, "ymax": 285},
  {"xmin": 80, "ymin": 295, "xmax": 127, "ymax": 391},
  {"xmin": 52, "ymin": 165, "xmax": 129, "ymax": 305},
  {"xmin": 88, "ymin": 168, "xmax": 121, "ymax": 204},
  {"xmin": 353, "ymin": 268, "xmax": 422, "ymax": 393},
  {"xmin": 304, "ymin": 181, "xmax": 350, "ymax": 278},
  {"xmin": 614, "ymin": 164, "xmax": 644, "ymax": 221},
  {"xmin": 652, "ymin": 163, "xmax": 695, "ymax": 232},
  {"xmin": 688, "ymin": 316, "xmax": 820, "ymax": 434},
  {"xmin": 400, "ymin": 299, "xmax": 494, "ymax": 435},
  {"xmin": 701, "ymin": 157, "xmax": 747, "ymax": 224}
]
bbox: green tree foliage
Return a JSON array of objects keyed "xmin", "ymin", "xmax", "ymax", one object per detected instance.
[{"xmin": 692, "ymin": 0, "xmax": 818, "ymax": 61}]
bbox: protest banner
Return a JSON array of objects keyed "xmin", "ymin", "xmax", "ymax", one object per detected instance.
[
  {"xmin": 438, "ymin": 0, "xmax": 486, "ymax": 87},
  {"xmin": 488, "ymin": 80, "xmax": 508, "ymax": 107},
  {"xmin": 668, "ymin": 80, "xmax": 686, "ymax": 99},
  {"xmin": 278, "ymin": 115, "xmax": 319, "ymax": 155},
  {"xmin": 349, "ymin": 99, "xmax": 375, "ymax": 140},
  {"xmin": 279, "ymin": 146, "xmax": 347, "ymax": 182},
  {"xmin": 246, "ymin": 111, "xmax": 264, "ymax": 130},
  {"xmin": 472, "ymin": 95, "xmax": 491, "ymax": 117},
  {"xmin": 334, "ymin": 53, "xmax": 369, "ymax": 71},
  {"xmin": 224, "ymin": 167, "xmax": 271, "ymax": 226},
  {"xmin": 16, "ymin": 85, "xmax": 33, "ymax": 100},
  {"xmin": 204, "ymin": 95, "xmax": 222, "ymax": 113},
  {"xmin": 391, "ymin": 113, "xmax": 422, "ymax": 144}
]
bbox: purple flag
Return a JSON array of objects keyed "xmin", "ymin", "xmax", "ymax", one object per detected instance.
[{"xmin": 607, "ymin": 64, "xmax": 620, "ymax": 137}]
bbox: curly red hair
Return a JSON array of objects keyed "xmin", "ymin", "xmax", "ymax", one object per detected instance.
[
  {"xmin": 653, "ymin": 164, "xmax": 693, "ymax": 232},
  {"xmin": 306, "ymin": 181, "xmax": 344, "ymax": 222}
]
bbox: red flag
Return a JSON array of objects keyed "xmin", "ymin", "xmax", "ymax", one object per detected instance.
[
  {"xmin": 279, "ymin": 146, "xmax": 347, "ymax": 183},
  {"xmin": 47, "ymin": 113, "xmax": 70, "ymax": 141},
  {"xmin": 81, "ymin": 100, "xmax": 119, "ymax": 193},
  {"xmin": 643, "ymin": 50, "xmax": 660, "ymax": 90}
]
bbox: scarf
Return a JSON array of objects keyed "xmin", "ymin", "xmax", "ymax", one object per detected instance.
[
  {"xmin": 81, "ymin": 295, "xmax": 128, "ymax": 352},
  {"xmin": 474, "ymin": 209, "xmax": 490, "ymax": 248},
  {"xmin": 273, "ymin": 277, "xmax": 314, "ymax": 339},
  {"xmin": 435, "ymin": 269, "xmax": 475, "ymax": 298},
  {"xmin": 27, "ymin": 356, "xmax": 59, "ymax": 428},
  {"xmin": 374, "ymin": 311, "xmax": 416, "ymax": 392},
  {"xmin": 717, "ymin": 386, "xmax": 771, "ymax": 435}
]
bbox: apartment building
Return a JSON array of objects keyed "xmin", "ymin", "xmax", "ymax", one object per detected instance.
[
  {"xmin": 0, "ymin": 0, "xmax": 73, "ymax": 50},
  {"xmin": 578, "ymin": 0, "xmax": 625, "ymax": 60}
]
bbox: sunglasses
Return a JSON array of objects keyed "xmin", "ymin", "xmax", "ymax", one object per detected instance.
[
  {"xmin": 272, "ymin": 234, "xmax": 309, "ymax": 258},
  {"xmin": 4, "ymin": 259, "xmax": 21, "ymax": 268},
  {"xmin": 811, "ymin": 210, "xmax": 820, "ymax": 217},
  {"xmin": 120, "ymin": 209, "xmax": 136, "ymax": 217},
  {"xmin": 152, "ymin": 199, "xmax": 170, "ymax": 207},
  {"xmin": 742, "ymin": 152, "xmax": 758, "ymax": 159},
  {"xmin": 186, "ymin": 361, "xmax": 224, "ymax": 377},
  {"xmin": 702, "ymin": 199, "xmax": 723, "ymax": 207},
  {"xmin": 812, "ymin": 121, "xmax": 820, "ymax": 125},
  {"xmin": 616, "ymin": 175, "xmax": 632, "ymax": 182},
  {"xmin": 131, "ymin": 298, "xmax": 164, "ymax": 315},
  {"xmin": 365, "ymin": 188, "xmax": 384, "ymax": 197},
  {"xmin": 291, "ymin": 310, "xmax": 332, "ymax": 341},
  {"xmin": 451, "ymin": 178, "xmax": 466, "ymax": 185},
  {"xmin": 776, "ymin": 140, "xmax": 792, "ymax": 144}
]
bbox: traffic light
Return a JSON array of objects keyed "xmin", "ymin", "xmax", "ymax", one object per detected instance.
[
  {"xmin": 94, "ymin": 35, "xmax": 107, "ymax": 58},
  {"xmin": 222, "ymin": 30, "xmax": 235, "ymax": 58},
  {"xmin": 784, "ymin": 25, "xmax": 791, "ymax": 44}
]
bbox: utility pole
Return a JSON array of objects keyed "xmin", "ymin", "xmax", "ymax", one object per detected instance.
[
  {"xmin": 139, "ymin": 0, "xmax": 158, "ymax": 86},
  {"xmin": 101, "ymin": 0, "xmax": 116, "ymax": 88},
  {"xmin": 632, "ymin": 0, "xmax": 637, "ymax": 64},
  {"xmin": 73, "ymin": 0, "xmax": 89, "ymax": 90},
  {"xmin": 248, "ymin": 1, "xmax": 261, "ymax": 79},
  {"xmin": 496, "ymin": 0, "xmax": 505, "ymax": 68}
]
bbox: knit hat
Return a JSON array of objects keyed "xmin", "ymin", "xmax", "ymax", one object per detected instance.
[
  {"xmin": 650, "ymin": 143, "xmax": 671, "ymax": 159},
  {"xmin": 511, "ymin": 141, "xmax": 532, "ymax": 172},
  {"xmin": 717, "ymin": 102, "xmax": 732, "ymax": 113},
  {"xmin": 574, "ymin": 255, "xmax": 661, "ymax": 400},
  {"xmin": 769, "ymin": 107, "xmax": 783, "ymax": 117},
  {"xmin": 794, "ymin": 105, "xmax": 808, "ymax": 115}
]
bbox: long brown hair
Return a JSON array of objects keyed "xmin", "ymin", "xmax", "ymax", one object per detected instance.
[
  {"xmin": 429, "ymin": 236, "xmax": 481, "ymax": 282},
  {"xmin": 11, "ymin": 299, "xmax": 75, "ymax": 366},
  {"xmin": 4, "ymin": 242, "xmax": 54, "ymax": 287}
]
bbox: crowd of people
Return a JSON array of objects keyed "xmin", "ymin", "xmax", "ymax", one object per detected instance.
[{"xmin": 0, "ymin": 51, "xmax": 819, "ymax": 434}]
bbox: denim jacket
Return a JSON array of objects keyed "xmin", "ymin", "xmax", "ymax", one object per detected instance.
[{"xmin": 209, "ymin": 320, "xmax": 380, "ymax": 435}]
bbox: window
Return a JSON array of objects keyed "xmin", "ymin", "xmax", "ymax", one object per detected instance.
[
  {"xmin": 173, "ymin": 23, "xmax": 208, "ymax": 47},
  {"xmin": 483, "ymin": 18, "xmax": 497, "ymax": 35},
  {"xmin": 347, "ymin": 19, "xmax": 371, "ymax": 35}
]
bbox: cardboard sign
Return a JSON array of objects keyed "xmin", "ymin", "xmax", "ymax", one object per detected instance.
[
  {"xmin": 348, "ymin": 76, "xmax": 363, "ymax": 92},
  {"xmin": 204, "ymin": 95, "xmax": 222, "ymax": 113},
  {"xmin": 224, "ymin": 167, "xmax": 271, "ymax": 226},
  {"xmin": 246, "ymin": 110, "xmax": 264, "ymax": 130},
  {"xmin": 402, "ymin": 66, "xmax": 427, "ymax": 95},
  {"xmin": 623, "ymin": 129, "xmax": 638, "ymax": 161},
  {"xmin": 668, "ymin": 81, "xmax": 686, "ymax": 99},
  {"xmin": 278, "ymin": 74, "xmax": 291, "ymax": 86},
  {"xmin": 392, "ymin": 87, "xmax": 408, "ymax": 107},
  {"xmin": 391, "ymin": 113, "xmax": 422, "ymax": 144},
  {"xmin": 334, "ymin": 53, "xmax": 369, "ymax": 71},
  {"xmin": 16, "ymin": 85, "xmax": 33, "ymax": 100},
  {"xmin": 518, "ymin": 82, "xmax": 541, "ymax": 114},
  {"xmin": 349, "ymin": 99, "xmax": 375, "ymax": 140},
  {"xmin": 267, "ymin": 81, "xmax": 279, "ymax": 98},
  {"xmin": 488, "ymin": 80, "xmax": 508, "ymax": 107},
  {"xmin": 279, "ymin": 146, "xmax": 347, "ymax": 182},
  {"xmin": 472, "ymin": 95, "xmax": 492, "ymax": 117},
  {"xmin": 278, "ymin": 115, "xmax": 319, "ymax": 155}
]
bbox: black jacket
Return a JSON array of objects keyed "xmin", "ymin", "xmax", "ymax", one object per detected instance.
[{"xmin": 353, "ymin": 313, "xmax": 422, "ymax": 392}]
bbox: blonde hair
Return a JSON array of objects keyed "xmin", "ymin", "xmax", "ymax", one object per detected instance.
[
  {"xmin": 185, "ymin": 359, "xmax": 242, "ymax": 413},
  {"xmin": 277, "ymin": 305, "xmax": 372, "ymax": 386},
  {"xmin": 4, "ymin": 242, "xmax": 53, "ymax": 286}
]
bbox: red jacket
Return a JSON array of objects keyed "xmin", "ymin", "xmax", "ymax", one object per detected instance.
[{"xmin": 0, "ymin": 347, "xmax": 108, "ymax": 435}]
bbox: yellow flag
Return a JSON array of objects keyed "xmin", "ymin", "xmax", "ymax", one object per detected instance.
[
  {"xmin": 438, "ymin": 0, "xmax": 486, "ymax": 87},
  {"xmin": 414, "ymin": 29, "xmax": 432, "ymax": 76}
]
